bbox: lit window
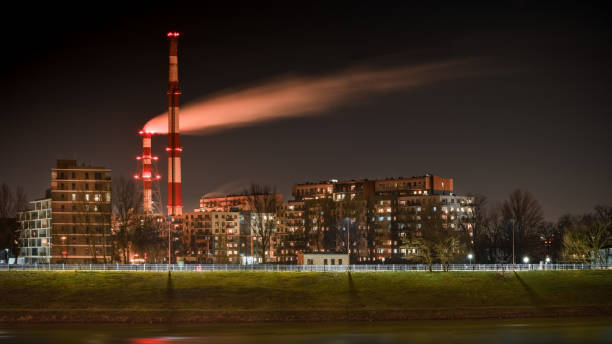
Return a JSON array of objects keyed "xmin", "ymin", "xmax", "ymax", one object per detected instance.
[
  {"xmin": 71, "ymin": 194, "xmax": 76, "ymax": 201},
  {"xmin": 85, "ymin": 194, "xmax": 90, "ymax": 201}
]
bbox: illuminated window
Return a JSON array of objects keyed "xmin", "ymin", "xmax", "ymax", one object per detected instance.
[
  {"xmin": 85, "ymin": 194, "xmax": 90, "ymax": 201},
  {"xmin": 71, "ymin": 194, "xmax": 76, "ymax": 201}
]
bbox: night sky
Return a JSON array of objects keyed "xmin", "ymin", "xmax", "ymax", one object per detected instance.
[{"xmin": 1, "ymin": 3, "xmax": 610, "ymax": 220}]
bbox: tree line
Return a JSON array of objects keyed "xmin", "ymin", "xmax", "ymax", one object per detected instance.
[{"xmin": 0, "ymin": 179, "xmax": 610, "ymax": 265}]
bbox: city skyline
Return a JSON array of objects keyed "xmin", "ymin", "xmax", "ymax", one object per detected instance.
[{"xmin": 1, "ymin": 3, "xmax": 611, "ymax": 220}]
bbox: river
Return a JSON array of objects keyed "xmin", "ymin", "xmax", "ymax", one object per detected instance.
[{"xmin": 1, "ymin": 318, "xmax": 610, "ymax": 343}]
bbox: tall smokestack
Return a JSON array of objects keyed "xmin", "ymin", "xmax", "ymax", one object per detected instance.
[
  {"xmin": 136, "ymin": 130, "xmax": 161, "ymax": 214},
  {"xmin": 166, "ymin": 31, "xmax": 183, "ymax": 216}
]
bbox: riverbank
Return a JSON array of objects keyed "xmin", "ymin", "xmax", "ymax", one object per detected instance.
[{"xmin": 1, "ymin": 270, "xmax": 610, "ymax": 323}]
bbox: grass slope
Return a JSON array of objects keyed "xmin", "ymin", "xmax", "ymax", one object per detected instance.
[{"xmin": 1, "ymin": 270, "xmax": 610, "ymax": 322}]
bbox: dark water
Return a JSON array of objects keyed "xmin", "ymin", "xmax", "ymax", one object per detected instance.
[{"xmin": 1, "ymin": 318, "xmax": 611, "ymax": 344}]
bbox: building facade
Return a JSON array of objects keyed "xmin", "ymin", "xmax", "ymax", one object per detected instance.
[
  {"xmin": 50, "ymin": 160, "xmax": 112, "ymax": 263},
  {"xmin": 280, "ymin": 174, "xmax": 473, "ymax": 264},
  {"xmin": 18, "ymin": 198, "xmax": 52, "ymax": 264},
  {"xmin": 181, "ymin": 210, "xmax": 251, "ymax": 264},
  {"xmin": 298, "ymin": 253, "xmax": 349, "ymax": 265}
]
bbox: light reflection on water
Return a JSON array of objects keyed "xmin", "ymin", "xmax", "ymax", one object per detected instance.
[{"xmin": 1, "ymin": 318, "xmax": 611, "ymax": 344}]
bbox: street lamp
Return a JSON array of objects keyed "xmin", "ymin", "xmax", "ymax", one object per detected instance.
[
  {"xmin": 467, "ymin": 253, "xmax": 473, "ymax": 265},
  {"xmin": 523, "ymin": 256, "xmax": 529, "ymax": 264},
  {"xmin": 545, "ymin": 257, "xmax": 551, "ymax": 264},
  {"xmin": 345, "ymin": 217, "xmax": 350, "ymax": 254},
  {"xmin": 61, "ymin": 236, "xmax": 67, "ymax": 263}
]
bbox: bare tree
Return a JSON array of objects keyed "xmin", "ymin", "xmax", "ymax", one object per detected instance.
[
  {"xmin": 402, "ymin": 200, "xmax": 464, "ymax": 271},
  {"xmin": 0, "ymin": 183, "xmax": 15, "ymax": 219},
  {"xmin": 463, "ymin": 194, "xmax": 488, "ymax": 263},
  {"xmin": 0, "ymin": 183, "xmax": 27, "ymax": 259},
  {"xmin": 436, "ymin": 231, "xmax": 466, "ymax": 271},
  {"xmin": 14, "ymin": 186, "xmax": 28, "ymax": 214},
  {"xmin": 112, "ymin": 177, "xmax": 141, "ymax": 263},
  {"xmin": 303, "ymin": 198, "xmax": 335, "ymax": 253},
  {"xmin": 561, "ymin": 206, "xmax": 612, "ymax": 265},
  {"xmin": 537, "ymin": 221, "xmax": 563, "ymax": 262},
  {"xmin": 501, "ymin": 189, "xmax": 544, "ymax": 261},
  {"xmin": 244, "ymin": 184, "xmax": 280, "ymax": 264},
  {"xmin": 361, "ymin": 196, "xmax": 378, "ymax": 262},
  {"xmin": 336, "ymin": 198, "xmax": 363, "ymax": 260},
  {"xmin": 132, "ymin": 216, "xmax": 165, "ymax": 263}
]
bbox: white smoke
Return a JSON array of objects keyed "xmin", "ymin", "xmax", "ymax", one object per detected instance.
[{"xmin": 144, "ymin": 59, "xmax": 478, "ymax": 134}]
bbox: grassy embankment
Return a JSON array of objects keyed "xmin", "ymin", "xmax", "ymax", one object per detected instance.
[{"xmin": 0, "ymin": 270, "xmax": 610, "ymax": 323}]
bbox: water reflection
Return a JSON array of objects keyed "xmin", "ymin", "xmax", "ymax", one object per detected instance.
[{"xmin": 2, "ymin": 318, "xmax": 611, "ymax": 344}]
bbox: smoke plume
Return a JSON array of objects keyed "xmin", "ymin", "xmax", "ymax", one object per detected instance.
[
  {"xmin": 202, "ymin": 179, "xmax": 251, "ymax": 198},
  {"xmin": 144, "ymin": 59, "xmax": 476, "ymax": 134}
]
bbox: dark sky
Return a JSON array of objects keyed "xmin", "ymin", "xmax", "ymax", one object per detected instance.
[{"xmin": 1, "ymin": 2, "xmax": 610, "ymax": 220}]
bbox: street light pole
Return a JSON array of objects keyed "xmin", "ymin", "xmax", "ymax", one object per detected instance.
[
  {"xmin": 346, "ymin": 217, "xmax": 350, "ymax": 256},
  {"xmin": 167, "ymin": 217, "xmax": 172, "ymax": 270},
  {"xmin": 346, "ymin": 217, "xmax": 352, "ymax": 270}
]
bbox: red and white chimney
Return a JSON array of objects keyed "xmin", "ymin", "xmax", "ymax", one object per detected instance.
[
  {"xmin": 166, "ymin": 32, "xmax": 183, "ymax": 216},
  {"xmin": 136, "ymin": 130, "xmax": 161, "ymax": 214}
]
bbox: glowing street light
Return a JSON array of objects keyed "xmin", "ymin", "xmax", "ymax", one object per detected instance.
[
  {"xmin": 467, "ymin": 253, "xmax": 473, "ymax": 265},
  {"xmin": 523, "ymin": 256, "xmax": 530, "ymax": 264},
  {"xmin": 545, "ymin": 257, "xmax": 551, "ymax": 264}
]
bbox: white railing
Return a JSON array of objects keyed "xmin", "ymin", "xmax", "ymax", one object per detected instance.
[{"xmin": 0, "ymin": 263, "xmax": 605, "ymax": 272}]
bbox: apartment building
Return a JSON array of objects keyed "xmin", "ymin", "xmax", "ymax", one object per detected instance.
[
  {"xmin": 18, "ymin": 198, "xmax": 52, "ymax": 264},
  {"xmin": 50, "ymin": 160, "xmax": 112, "ymax": 263}
]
